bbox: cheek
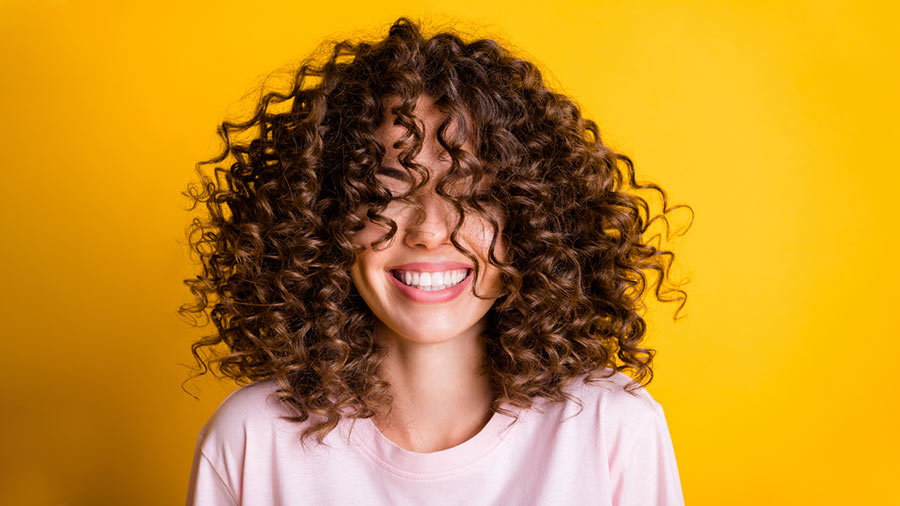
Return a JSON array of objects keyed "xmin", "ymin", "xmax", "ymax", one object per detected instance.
[
  {"xmin": 350, "ymin": 251, "xmax": 381, "ymax": 299},
  {"xmin": 351, "ymin": 202, "xmax": 407, "ymax": 241},
  {"xmin": 350, "ymin": 207, "xmax": 385, "ymax": 248},
  {"xmin": 468, "ymin": 217, "xmax": 504, "ymax": 260}
]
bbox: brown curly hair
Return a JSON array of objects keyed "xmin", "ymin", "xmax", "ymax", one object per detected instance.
[{"xmin": 180, "ymin": 16, "xmax": 692, "ymax": 446}]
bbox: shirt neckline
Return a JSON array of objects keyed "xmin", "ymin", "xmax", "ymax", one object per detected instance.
[{"xmin": 346, "ymin": 408, "xmax": 520, "ymax": 478}]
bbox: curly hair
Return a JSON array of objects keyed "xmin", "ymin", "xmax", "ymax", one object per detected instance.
[{"xmin": 180, "ymin": 16, "xmax": 692, "ymax": 446}]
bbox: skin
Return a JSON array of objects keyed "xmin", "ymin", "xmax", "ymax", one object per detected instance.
[{"xmin": 349, "ymin": 95, "xmax": 505, "ymax": 453}]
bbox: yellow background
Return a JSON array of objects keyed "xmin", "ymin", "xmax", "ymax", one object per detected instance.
[{"xmin": 1, "ymin": 0, "xmax": 897, "ymax": 504}]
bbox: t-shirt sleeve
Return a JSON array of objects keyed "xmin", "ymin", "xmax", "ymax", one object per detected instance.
[
  {"xmin": 605, "ymin": 390, "xmax": 685, "ymax": 506},
  {"xmin": 186, "ymin": 432, "xmax": 239, "ymax": 506}
]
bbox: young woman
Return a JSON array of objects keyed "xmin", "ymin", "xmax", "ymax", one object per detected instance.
[{"xmin": 183, "ymin": 16, "xmax": 690, "ymax": 505}]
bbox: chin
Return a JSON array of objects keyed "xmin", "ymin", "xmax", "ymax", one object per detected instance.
[{"xmin": 376, "ymin": 320, "xmax": 481, "ymax": 347}]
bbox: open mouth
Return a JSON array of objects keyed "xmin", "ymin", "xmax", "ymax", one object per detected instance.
[{"xmin": 390, "ymin": 269, "xmax": 472, "ymax": 292}]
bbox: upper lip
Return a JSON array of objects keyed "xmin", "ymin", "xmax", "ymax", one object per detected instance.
[{"xmin": 387, "ymin": 261, "xmax": 474, "ymax": 272}]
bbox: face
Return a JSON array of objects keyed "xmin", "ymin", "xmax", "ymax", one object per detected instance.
[{"xmin": 349, "ymin": 95, "xmax": 505, "ymax": 348}]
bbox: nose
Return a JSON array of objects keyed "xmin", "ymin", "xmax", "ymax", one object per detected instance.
[{"xmin": 402, "ymin": 187, "xmax": 458, "ymax": 250}]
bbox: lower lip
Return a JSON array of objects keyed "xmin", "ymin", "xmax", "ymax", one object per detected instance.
[{"xmin": 387, "ymin": 270, "xmax": 473, "ymax": 303}]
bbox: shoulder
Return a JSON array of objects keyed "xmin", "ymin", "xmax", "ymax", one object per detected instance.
[
  {"xmin": 561, "ymin": 369, "xmax": 667, "ymax": 448},
  {"xmin": 203, "ymin": 379, "xmax": 284, "ymax": 428},
  {"xmin": 564, "ymin": 368, "xmax": 662, "ymax": 414},
  {"xmin": 570, "ymin": 371, "xmax": 684, "ymax": 503},
  {"xmin": 196, "ymin": 378, "xmax": 294, "ymax": 453}
]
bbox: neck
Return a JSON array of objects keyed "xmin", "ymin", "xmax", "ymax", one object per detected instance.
[{"xmin": 372, "ymin": 321, "xmax": 494, "ymax": 453}]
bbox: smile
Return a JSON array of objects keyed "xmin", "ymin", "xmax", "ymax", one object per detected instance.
[
  {"xmin": 386, "ymin": 269, "xmax": 473, "ymax": 303},
  {"xmin": 390, "ymin": 269, "xmax": 471, "ymax": 291}
]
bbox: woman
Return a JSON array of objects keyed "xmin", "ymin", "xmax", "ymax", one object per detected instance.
[{"xmin": 183, "ymin": 16, "xmax": 690, "ymax": 505}]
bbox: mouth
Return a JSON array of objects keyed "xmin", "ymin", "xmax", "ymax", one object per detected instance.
[{"xmin": 389, "ymin": 269, "xmax": 473, "ymax": 292}]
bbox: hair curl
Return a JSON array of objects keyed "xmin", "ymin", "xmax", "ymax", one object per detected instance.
[{"xmin": 180, "ymin": 17, "xmax": 693, "ymax": 446}]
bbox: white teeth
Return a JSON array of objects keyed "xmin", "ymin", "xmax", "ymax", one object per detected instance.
[{"xmin": 393, "ymin": 269, "xmax": 469, "ymax": 290}]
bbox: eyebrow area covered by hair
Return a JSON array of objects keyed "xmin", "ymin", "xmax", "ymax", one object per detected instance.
[
  {"xmin": 377, "ymin": 166, "xmax": 413, "ymax": 182},
  {"xmin": 377, "ymin": 165, "xmax": 493, "ymax": 191}
]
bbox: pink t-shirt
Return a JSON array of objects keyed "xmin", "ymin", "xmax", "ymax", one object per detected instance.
[{"xmin": 186, "ymin": 370, "xmax": 684, "ymax": 505}]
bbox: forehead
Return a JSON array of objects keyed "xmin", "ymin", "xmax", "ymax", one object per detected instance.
[{"xmin": 375, "ymin": 95, "xmax": 475, "ymax": 157}]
